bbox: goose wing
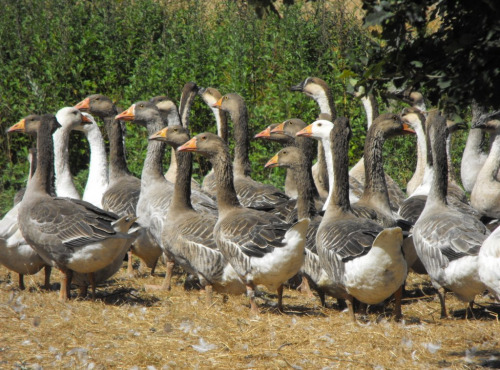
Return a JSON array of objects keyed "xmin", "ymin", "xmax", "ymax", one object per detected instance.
[{"xmin": 102, "ymin": 177, "xmax": 141, "ymax": 216}]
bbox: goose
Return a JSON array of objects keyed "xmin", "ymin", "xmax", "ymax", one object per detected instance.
[
  {"xmin": 74, "ymin": 94, "xmax": 161, "ymax": 276},
  {"xmin": 412, "ymin": 110, "xmax": 489, "ymax": 318},
  {"xmin": 254, "ymin": 123, "xmax": 297, "ymax": 199},
  {"xmin": 478, "ymin": 224, "xmax": 500, "ymax": 301},
  {"xmin": 0, "ymin": 148, "xmax": 51, "ymax": 291},
  {"xmin": 212, "ymin": 93, "xmax": 290, "ymax": 211},
  {"xmin": 179, "ymin": 132, "xmax": 309, "ymax": 314},
  {"xmin": 290, "ymin": 77, "xmax": 333, "ymax": 199},
  {"xmin": 470, "ymin": 117, "xmax": 500, "ymax": 219},
  {"xmin": 314, "ymin": 117, "xmax": 407, "ymax": 321},
  {"xmin": 115, "ymin": 101, "xmax": 217, "ymax": 290},
  {"xmin": 197, "ymin": 86, "xmax": 229, "ymax": 197},
  {"xmin": 52, "ymin": 107, "xmax": 87, "ymax": 199},
  {"xmin": 265, "ymin": 146, "xmax": 344, "ymax": 307},
  {"xmin": 8, "ymin": 114, "xmax": 137, "ymax": 300},
  {"xmin": 149, "ymin": 125, "xmax": 245, "ymax": 302}
]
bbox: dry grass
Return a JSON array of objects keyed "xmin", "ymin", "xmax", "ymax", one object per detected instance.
[{"xmin": 1, "ymin": 262, "xmax": 499, "ymax": 369}]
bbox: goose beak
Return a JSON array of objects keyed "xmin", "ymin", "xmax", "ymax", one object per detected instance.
[
  {"xmin": 402, "ymin": 123, "xmax": 416, "ymax": 135},
  {"xmin": 264, "ymin": 153, "xmax": 280, "ymax": 168},
  {"xmin": 7, "ymin": 119, "xmax": 26, "ymax": 133},
  {"xmin": 149, "ymin": 127, "xmax": 168, "ymax": 141},
  {"xmin": 290, "ymin": 82, "xmax": 304, "ymax": 92},
  {"xmin": 115, "ymin": 104, "xmax": 135, "ymax": 121},
  {"xmin": 74, "ymin": 97, "xmax": 90, "ymax": 111},
  {"xmin": 212, "ymin": 97, "xmax": 223, "ymax": 108},
  {"xmin": 270, "ymin": 122, "xmax": 285, "ymax": 134},
  {"xmin": 447, "ymin": 120, "xmax": 468, "ymax": 132},
  {"xmin": 296, "ymin": 124, "xmax": 313, "ymax": 137},
  {"xmin": 178, "ymin": 137, "xmax": 197, "ymax": 152},
  {"xmin": 254, "ymin": 126, "xmax": 271, "ymax": 139},
  {"xmin": 81, "ymin": 113, "xmax": 92, "ymax": 124}
]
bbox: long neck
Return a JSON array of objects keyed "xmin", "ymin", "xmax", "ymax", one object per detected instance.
[
  {"xmin": 408, "ymin": 121, "xmax": 427, "ymax": 192},
  {"xmin": 142, "ymin": 120, "xmax": 166, "ymax": 184},
  {"xmin": 321, "ymin": 136, "xmax": 335, "ymax": 206},
  {"xmin": 362, "ymin": 126, "xmax": 391, "ymax": 213},
  {"xmin": 291, "ymin": 163, "xmax": 317, "ymax": 219},
  {"xmin": 314, "ymin": 89, "xmax": 336, "ymax": 119},
  {"xmin": 52, "ymin": 126, "xmax": 80, "ymax": 199},
  {"xmin": 446, "ymin": 133, "xmax": 457, "ymax": 182},
  {"xmin": 106, "ymin": 116, "xmax": 132, "ymax": 181},
  {"xmin": 165, "ymin": 109, "xmax": 182, "ymax": 179},
  {"xmin": 211, "ymin": 149, "xmax": 242, "ymax": 214},
  {"xmin": 213, "ymin": 107, "xmax": 229, "ymax": 143},
  {"xmin": 231, "ymin": 103, "xmax": 252, "ymax": 177},
  {"xmin": 28, "ymin": 122, "xmax": 54, "ymax": 196},
  {"xmin": 84, "ymin": 124, "xmax": 108, "ymax": 193},
  {"xmin": 361, "ymin": 95, "xmax": 378, "ymax": 129},
  {"xmin": 295, "ymin": 137, "xmax": 320, "ymax": 200},
  {"xmin": 428, "ymin": 123, "xmax": 448, "ymax": 205},
  {"xmin": 324, "ymin": 129, "xmax": 351, "ymax": 217},
  {"xmin": 171, "ymin": 148, "xmax": 193, "ymax": 212},
  {"xmin": 464, "ymin": 128, "xmax": 486, "ymax": 158}
]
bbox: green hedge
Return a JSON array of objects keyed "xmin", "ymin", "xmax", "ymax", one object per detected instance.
[{"xmin": 0, "ymin": 0, "xmax": 462, "ymax": 217}]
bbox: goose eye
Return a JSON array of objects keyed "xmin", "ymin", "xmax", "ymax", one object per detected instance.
[
  {"xmin": 393, "ymin": 115, "xmax": 398, "ymax": 121},
  {"xmin": 224, "ymin": 96, "xmax": 228, "ymax": 100},
  {"xmin": 139, "ymin": 104, "xmax": 144, "ymax": 108},
  {"xmin": 173, "ymin": 128, "xmax": 178, "ymax": 132},
  {"xmin": 317, "ymin": 123, "xmax": 322, "ymax": 127},
  {"xmin": 201, "ymin": 136, "xmax": 207, "ymax": 140}
]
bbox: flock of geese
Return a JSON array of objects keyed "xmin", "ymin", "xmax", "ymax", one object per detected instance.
[{"xmin": 2, "ymin": 77, "xmax": 500, "ymax": 322}]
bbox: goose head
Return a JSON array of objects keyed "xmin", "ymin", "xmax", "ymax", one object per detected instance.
[
  {"xmin": 472, "ymin": 118, "xmax": 500, "ymax": 133},
  {"xmin": 198, "ymin": 86, "xmax": 223, "ymax": 106},
  {"xmin": 149, "ymin": 96, "xmax": 180, "ymax": 126},
  {"xmin": 212, "ymin": 93, "xmax": 245, "ymax": 115},
  {"xmin": 295, "ymin": 119, "xmax": 334, "ymax": 141},
  {"xmin": 270, "ymin": 118, "xmax": 307, "ymax": 138},
  {"xmin": 74, "ymin": 94, "xmax": 116, "ymax": 118},
  {"xmin": 254, "ymin": 123, "xmax": 292, "ymax": 144},
  {"xmin": 115, "ymin": 101, "xmax": 161, "ymax": 127},
  {"xmin": 149, "ymin": 125, "xmax": 190, "ymax": 148},
  {"xmin": 372, "ymin": 113, "xmax": 415, "ymax": 138},
  {"xmin": 290, "ymin": 77, "xmax": 329, "ymax": 100},
  {"xmin": 8, "ymin": 114, "xmax": 61, "ymax": 135},
  {"xmin": 178, "ymin": 132, "xmax": 227, "ymax": 158},
  {"xmin": 55, "ymin": 107, "xmax": 92, "ymax": 131},
  {"xmin": 446, "ymin": 119, "xmax": 468, "ymax": 134},
  {"xmin": 265, "ymin": 146, "xmax": 304, "ymax": 169},
  {"xmin": 401, "ymin": 107, "xmax": 426, "ymax": 132}
]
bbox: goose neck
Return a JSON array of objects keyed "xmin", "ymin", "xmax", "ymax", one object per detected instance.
[
  {"xmin": 83, "ymin": 124, "xmax": 108, "ymax": 196},
  {"xmin": 28, "ymin": 119, "xmax": 55, "ymax": 196},
  {"xmin": 230, "ymin": 104, "xmax": 251, "ymax": 178},
  {"xmin": 106, "ymin": 116, "xmax": 131, "ymax": 181},
  {"xmin": 211, "ymin": 149, "xmax": 242, "ymax": 215},
  {"xmin": 480, "ymin": 132, "xmax": 500, "ymax": 181},
  {"xmin": 142, "ymin": 120, "xmax": 166, "ymax": 184},
  {"xmin": 170, "ymin": 149, "xmax": 193, "ymax": 212},
  {"xmin": 321, "ymin": 136, "xmax": 335, "ymax": 206},
  {"xmin": 52, "ymin": 126, "xmax": 79, "ymax": 199}
]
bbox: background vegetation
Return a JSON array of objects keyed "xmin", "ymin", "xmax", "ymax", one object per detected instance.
[{"xmin": 0, "ymin": 0, "xmax": 468, "ymax": 217}]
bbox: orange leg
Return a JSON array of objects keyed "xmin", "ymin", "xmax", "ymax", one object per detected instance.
[{"xmin": 18, "ymin": 274, "xmax": 25, "ymax": 290}]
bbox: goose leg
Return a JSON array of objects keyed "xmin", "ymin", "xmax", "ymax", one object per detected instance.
[
  {"xmin": 277, "ymin": 284, "xmax": 284, "ymax": 313},
  {"xmin": 246, "ymin": 284, "xmax": 259, "ymax": 315},
  {"xmin": 43, "ymin": 266, "xmax": 52, "ymax": 290},
  {"xmin": 150, "ymin": 257, "xmax": 159, "ymax": 276},
  {"xmin": 346, "ymin": 295, "xmax": 356, "ymax": 322},
  {"xmin": 88, "ymin": 273, "xmax": 96, "ymax": 300},
  {"xmin": 162, "ymin": 260, "xmax": 175, "ymax": 291},
  {"xmin": 18, "ymin": 274, "xmax": 25, "ymax": 290},
  {"xmin": 393, "ymin": 285, "xmax": 403, "ymax": 322},
  {"xmin": 59, "ymin": 269, "xmax": 73, "ymax": 301},
  {"xmin": 436, "ymin": 287, "xmax": 447, "ymax": 318},
  {"xmin": 205, "ymin": 284, "xmax": 213, "ymax": 306},
  {"xmin": 78, "ymin": 285, "xmax": 88, "ymax": 299},
  {"xmin": 127, "ymin": 249, "xmax": 135, "ymax": 277},
  {"xmin": 298, "ymin": 275, "xmax": 314, "ymax": 298}
]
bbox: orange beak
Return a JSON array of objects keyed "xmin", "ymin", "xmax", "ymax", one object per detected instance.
[
  {"xmin": 264, "ymin": 153, "xmax": 280, "ymax": 168},
  {"xmin": 149, "ymin": 127, "xmax": 168, "ymax": 141},
  {"xmin": 254, "ymin": 126, "xmax": 271, "ymax": 139},
  {"xmin": 212, "ymin": 97, "xmax": 223, "ymax": 108},
  {"xmin": 115, "ymin": 104, "xmax": 135, "ymax": 121},
  {"xmin": 74, "ymin": 97, "xmax": 90, "ymax": 111},
  {"xmin": 296, "ymin": 124, "xmax": 313, "ymax": 137},
  {"xmin": 178, "ymin": 137, "xmax": 197, "ymax": 152},
  {"xmin": 270, "ymin": 122, "xmax": 286, "ymax": 134},
  {"xmin": 7, "ymin": 119, "xmax": 26, "ymax": 133},
  {"xmin": 81, "ymin": 114, "xmax": 92, "ymax": 123},
  {"xmin": 402, "ymin": 123, "xmax": 416, "ymax": 135}
]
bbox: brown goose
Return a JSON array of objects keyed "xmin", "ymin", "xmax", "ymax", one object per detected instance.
[
  {"xmin": 314, "ymin": 117, "xmax": 407, "ymax": 321},
  {"xmin": 179, "ymin": 133, "xmax": 309, "ymax": 314},
  {"xmin": 212, "ymin": 93, "xmax": 290, "ymax": 211},
  {"xmin": 115, "ymin": 102, "xmax": 217, "ymax": 290},
  {"xmin": 197, "ymin": 86, "xmax": 229, "ymax": 196},
  {"xmin": 412, "ymin": 111, "xmax": 489, "ymax": 318},
  {"xmin": 149, "ymin": 125, "xmax": 245, "ymax": 302},
  {"xmin": 8, "ymin": 114, "xmax": 137, "ymax": 300},
  {"xmin": 74, "ymin": 94, "xmax": 161, "ymax": 276}
]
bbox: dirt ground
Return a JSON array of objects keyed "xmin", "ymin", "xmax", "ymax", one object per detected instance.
[{"xmin": 1, "ymin": 261, "xmax": 499, "ymax": 369}]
